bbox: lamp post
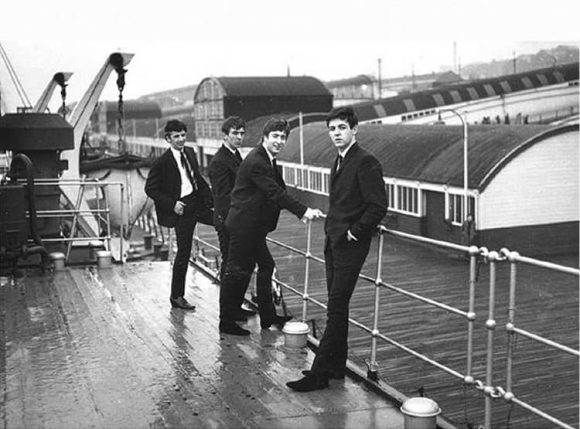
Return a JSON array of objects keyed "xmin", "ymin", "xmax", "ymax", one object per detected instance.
[{"xmin": 438, "ymin": 109, "xmax": 469, "ymax": 223}]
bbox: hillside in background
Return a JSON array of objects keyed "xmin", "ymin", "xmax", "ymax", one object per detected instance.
[{"xmin": 450, "ymin": 45, "xmax": 579, "ymax": 79}]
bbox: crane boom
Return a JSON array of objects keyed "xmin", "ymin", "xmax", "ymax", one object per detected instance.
[{"xmin": 32, "ymin": 72, "xmax": 73, "ymax": 113}]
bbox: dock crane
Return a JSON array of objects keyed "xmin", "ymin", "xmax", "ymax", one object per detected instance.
[{"xmin": 58, "ymin": 53, "xmax": 134, "ymax": 261}]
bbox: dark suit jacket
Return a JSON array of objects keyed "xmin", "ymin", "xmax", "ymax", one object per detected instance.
[
  {"xmin": 325, "ymin": 142, "xmax": 388, "ymax": 242},
  {"xmin": 145, "ymin": 146, "xmax": 213, "ymax": 228},
  {"xmin": 208, "ymin": 145, "xmax": 241, "ymax": 227},
  {"xmin": 226, "ymin": 145, "xmax": 307, "ymax": 233}
]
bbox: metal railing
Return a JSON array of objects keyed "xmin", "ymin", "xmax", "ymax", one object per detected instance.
[
  {"xmin": 30, "ymin": 178, "xmax": 124, "ymax": 262},
  {"xmin": 190, "ymin": 218, "xmax": 578, "ymax": 429}
]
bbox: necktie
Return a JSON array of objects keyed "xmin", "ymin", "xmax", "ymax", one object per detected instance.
[
  {"xmin": 180, "ymin": 151, "xmax": 197, "ymax": 191},
  {"xmin": 272, "ymin": 158, "xmax": 278, "ymax": 173},
  {"xmin": 336, "ymin": 155, "xmax": 343, "ymax": 171},
  {"xmin": 235, "ymin": 150, "xmax": 242, "ymax": 163}
]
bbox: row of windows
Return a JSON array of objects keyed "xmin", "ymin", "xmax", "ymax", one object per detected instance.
[
  {"xmin": 401, "ymin": 109, "xmax": 437, "ymax": 121},
  {"xmin": 281, "ymin": 163, "xmax": 478, "ymax": 224},
  {"xmin": 282, "ymin": 164, "xmax": 329, "ymax": 195}
]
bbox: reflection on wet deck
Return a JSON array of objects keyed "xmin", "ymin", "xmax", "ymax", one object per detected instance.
[{"xmin": 1, "ymin": 261, "xmax": 406, "ymax": 428}]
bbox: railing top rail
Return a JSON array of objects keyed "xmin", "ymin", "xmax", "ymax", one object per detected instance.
[
  {"xmin": 378, "ymin": 225, "xmax": 470, "ymax": 253},
  {"xmin": 500, "ymin": 248, "xmax": 579, "ymax": 276}
]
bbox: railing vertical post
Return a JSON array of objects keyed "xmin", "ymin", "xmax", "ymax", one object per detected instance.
[
  {"xmin": 504, "ymin": 248, "xmax": 519, "ymax": 401},
  {"xmin": 465, "ymin": 246, "xmax": 479, "ymax": 386},
  {"xmin": 94, "ymin": 180, "xmax": 102, "ymax": 237},
  {"xmin": 65, "ymin": 178, "xmax": 86, "ymax": 261},
  {"xmin": 484, "ymin": 250, "xmax": 499, "ymax": 429},
  {"xmin": 103, "ymin": 182, "xmax": 112, "ymax": 252},
  {"xmin": 120, "ymin": 183, "xmax": 125, "ymax": 262},
  {"xmin": 367, "ymin": 228, "xmax": 385, "ymax": 381},
  {"xmin": 301, "ymin": 219, "xmax": 313, "ymax": 321}
]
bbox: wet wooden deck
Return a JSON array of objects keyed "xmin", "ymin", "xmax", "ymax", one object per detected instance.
[
  {"xmin": 0, "ymin": 258, "xmax": 408, "ymax": 429},
  {"xmin": 195, "ymin": 212, "xmax": 579, "ymax": 429}
]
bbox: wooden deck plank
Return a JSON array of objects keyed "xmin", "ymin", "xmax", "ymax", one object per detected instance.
[{"xmin": 1, "ymin": 259, "xmax": 405, "ymax": 429}]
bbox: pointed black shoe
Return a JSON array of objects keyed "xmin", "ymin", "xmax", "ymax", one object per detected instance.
[
  {"xmin": 301, "ymin": 369, "xmax": 345, "ymax": 380},
  {"xmin": 286, "ymin": 375, "xmax": 329, "ymax": 392},
  {"xmin": 239, "ymin": 307, "xmax": 256, "ymax": 316},
  {"xmin": 260, "ymin": 315, "xmax": 292, "ymax": 330},
  {"xmin": 219, "ymin": 322, "xmax": 250, "ymax": 336},
  {"xmin": 170, "ymin": 296, "xmax": 196, "ymax": 310}
]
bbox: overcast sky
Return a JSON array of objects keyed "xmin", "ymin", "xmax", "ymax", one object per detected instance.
[{"xmin": 1, "ymin": 0, "xmax": 579, "ymax": 112}]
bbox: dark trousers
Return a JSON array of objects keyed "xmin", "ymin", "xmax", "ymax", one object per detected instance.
[
  {"xmin": 309, "ymin": 235, "xmax": 372, "ymax": 378},
  {"xmin": 215, "ymin": 221, "xmax": 229, "ymax": 282},
  {"xmin": 170, "ymin": 194, "xmax": 213, "ymax": 299},
  {"xmin": 220, "ymin": 227, "xmax": 275, "ymax": 323}
]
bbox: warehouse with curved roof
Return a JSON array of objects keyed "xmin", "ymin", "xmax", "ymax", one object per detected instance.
[
  {"xmin": 278, "ymin": 122, "xmax": 579, "ymax": 255},
  {"xmin": 193, "ymin": 76, "xmax": 332, "ymax": 167}
]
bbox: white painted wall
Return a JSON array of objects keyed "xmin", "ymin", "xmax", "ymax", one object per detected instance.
[{"xmin": 479, "ymin": 130, "xmax": 579, "ymax": 229}]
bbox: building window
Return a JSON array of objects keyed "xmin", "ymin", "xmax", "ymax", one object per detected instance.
[
  {"xmin": 385, "ymin": 184, "xmax": 418, "ymax": 215},
  {"xmin": 447, "ymin": 193, "xmax": 476, "ymax": 225},
  {"xmin": 386, "ymin": 183, "xmax": 395, "ymax": 208},
  {"xmin": 449, "ymin": 90, "xmax": 462, "ymax": 103},
  {"xmin": 283, "ymin": 165, "xmax": 297, "ymax": 186},
  {"xmin": 309, "ymin": 170, "xmax": 323, "ymax": 192},
  {"xmin": 483, "ymin": 84, "xmax": 496, "ymax": 97},
  {"xmin": 396, "ymin": 185, "xmax": 419, "ymax": 214},
  {"xmin": 521, "ymin": 76, "xmax": 533, "ymax": 89},
  {"xmin": 499, "ymin": 81, "xmax": 512, "ymax": 93}
]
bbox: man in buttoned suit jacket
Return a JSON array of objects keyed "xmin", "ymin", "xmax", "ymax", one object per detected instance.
[
  {"xmin": 208, "ymin": 116, "xmax": 246, "ymax": 283},
  {"xmin": 219, "ymin": 118, "xmax": 322, "ymax": 336},
  {"xmin": 145, "ymin": 120, "xmax": 213, "ymax": 310},
  {"xmin": 288, "ymin": 106, "xmax": 388, "ymax": 392},
  {"xmin": 209, "ymin": 116, "xmax": 259, "ymax": 321}
]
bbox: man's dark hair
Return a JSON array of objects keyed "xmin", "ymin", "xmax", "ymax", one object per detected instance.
[
  {"xmin": 326, "ymin": 106, "xmax": 359, "ymax": 128},
  {"xmin": 221, "ymin": 116, "xmax": 246, "ymax": 135},
  {"xmin": 164, "ymin": 119, "xmax": 187, "ymax": 136},
  {"xmin": 262, "ymin": 118, "xmax": 290, "ymax": 137}
]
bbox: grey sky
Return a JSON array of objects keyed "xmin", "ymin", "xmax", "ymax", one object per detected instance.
[{"xmin": 1, "ymin": 0, "xmax": 578, "ymax": 112}]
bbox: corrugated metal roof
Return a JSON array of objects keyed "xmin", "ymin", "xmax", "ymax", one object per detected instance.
[
  {"xmin": 215, "ymin": 76, "xmax": 332, "ymax": 97},
  {"xmin": 278, "ymin": 122, "xmax": 578, "ymax": 190}
]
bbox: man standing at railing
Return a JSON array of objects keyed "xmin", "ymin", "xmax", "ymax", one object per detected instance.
[
  {"xmin": 145, "ymin": 120, "xmax": 214, "ymax": 310},
  {"xmin": 287, "ymin": 106, "xmax": 388, "ymax": 392},
  {"xmin": 219, "ymin": 118, "xmax": 323, "ymax": 336},
  {"xmin": 208, "ymin": 116, "xmax": 256, "ymax": 320}
]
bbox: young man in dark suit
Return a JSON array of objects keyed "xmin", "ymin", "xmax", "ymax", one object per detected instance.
[
  {"xmin": 219, "ymin": 118, "xmax": 322, "ymax": 336},
  {"xmin": 145, "ymin": 120, "xmax": 213, "ymax": 310},
  {"xmin": 208, "ymin": 116, "xmax": 256, "ymax": 320},
  {"xmin": 287, "ymin": 106, "xmax": 388, "ymax": 391}
]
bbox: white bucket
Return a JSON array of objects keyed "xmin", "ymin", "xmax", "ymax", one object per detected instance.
[
  {"xmin": 50, "ymin": 252, "xmax": 66, "ymax": 271},
  {"xmin": 400, "ymin": 397, "xmax": 441, "ymax": 429},
  {"xmin": 282, "ymin": 321, "xmax": 310, "ymax": 348}
]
